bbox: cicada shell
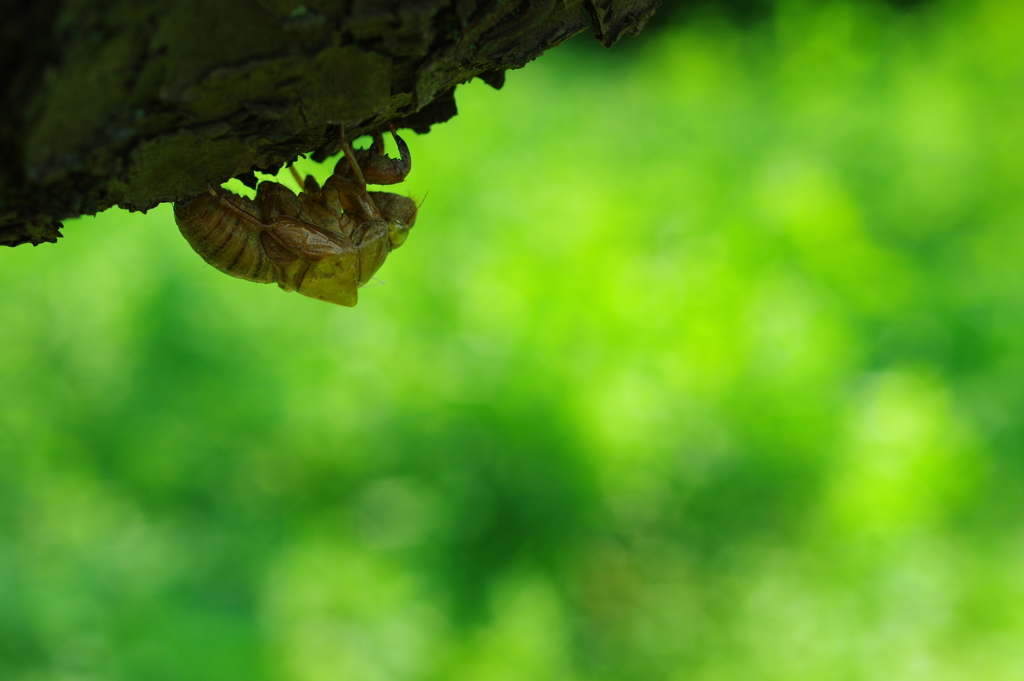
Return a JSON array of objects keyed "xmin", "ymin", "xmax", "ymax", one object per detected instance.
[{"xmin": 174, "ymin": 125, "xmax": 417, "ymax": 307}]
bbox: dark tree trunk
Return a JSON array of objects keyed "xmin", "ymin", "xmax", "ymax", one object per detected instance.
[{"xmin": 0, "ymin": 0, "xmax": 657, "ymax": 247}]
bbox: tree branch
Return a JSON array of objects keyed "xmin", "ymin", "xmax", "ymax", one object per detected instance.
[{"xmin": 0, "ymin": 0, "xmax": 657, "ymax": 247}]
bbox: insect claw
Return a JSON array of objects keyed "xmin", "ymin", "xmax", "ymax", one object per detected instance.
[{"xmin": 388, "ymin": 124, "xmax": 411, "ymax": 177}]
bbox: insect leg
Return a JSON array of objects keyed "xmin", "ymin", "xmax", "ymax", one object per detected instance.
[
  {"xmin": 338, "ymin": 126, "xmax": 368, "ymax": 188},
  {"xmin": 288, "ymin": 163, "xmax": 304, "ymax": 190},
  {"xmin": 334, "ymin": 126, "xmax": 382, "ymax": 221}
]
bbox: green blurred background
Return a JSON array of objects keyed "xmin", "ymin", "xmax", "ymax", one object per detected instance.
[{"xmin": 3, "ymin": 0, "xmax": 1024, "ymax": 678}]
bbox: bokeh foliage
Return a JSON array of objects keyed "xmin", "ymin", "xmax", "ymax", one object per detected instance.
[{"xmin": 3, "ymin": 0, "xmax": 1024, "ymax": 678}]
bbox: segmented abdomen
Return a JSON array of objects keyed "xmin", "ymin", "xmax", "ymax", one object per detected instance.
[{"xmin": 174, "ymin": 193, "xmax": 279, "ymax": 285}]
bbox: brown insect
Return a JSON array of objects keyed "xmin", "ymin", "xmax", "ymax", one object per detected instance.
[{"xmin": 174, "ymin": 124, "xmax": 418, "ymax": 307}]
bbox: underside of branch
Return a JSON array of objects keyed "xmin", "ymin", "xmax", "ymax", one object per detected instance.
[{"xmin": 0, "ymin": 0, "xmax": 658, "ymax": 247}]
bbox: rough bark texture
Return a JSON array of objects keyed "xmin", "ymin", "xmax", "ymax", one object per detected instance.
[{"xmin": 0, "ymin": 0, "xmax": 658, "ymax": 247}]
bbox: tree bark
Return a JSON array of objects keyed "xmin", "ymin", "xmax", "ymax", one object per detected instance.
[{"xmin": 0, "ymin": 0, "xmax": 657, "ymax": 247}]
